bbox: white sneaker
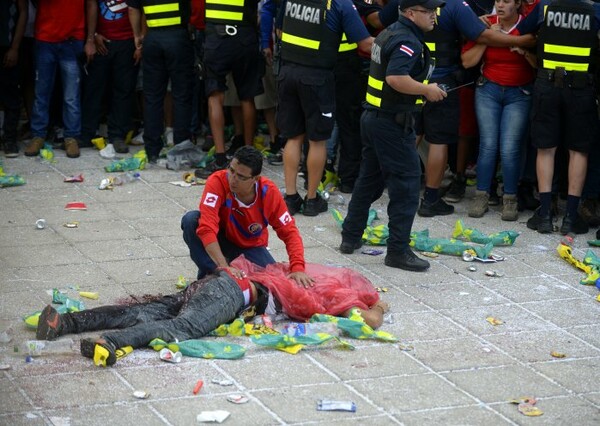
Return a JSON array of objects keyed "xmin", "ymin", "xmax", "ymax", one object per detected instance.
[
  {"xmin": 131, "ymin": 129, "xmax": 144, "ymax": 146},
  {"xmin": 164, "ymin": 127, "xmax": 174, "ymax": 147}
]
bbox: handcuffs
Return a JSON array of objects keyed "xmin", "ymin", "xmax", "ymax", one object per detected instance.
[{"xmin": 225, "ymin": 25, "xmax": 238, "ymax": 36}]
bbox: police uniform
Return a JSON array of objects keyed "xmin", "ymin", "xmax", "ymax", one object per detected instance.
[
  {"xmin": 519, "ymin": 0, "xmax": 600, "ymax": 234},
  {"xmin": 276, "ymin": 0, "xmax": 369, "ymax": 216},
  {"xmin": 276, "ymin": 0, "xmax": 369, "ymax": 142},
  {"xmin": 333, "ymin": 0, "xmax": 383, "ymax": 193},
  {"xmin": 380, "ymin": 0, "xmax": 485, "ymax": 145},
  {"xmin": 341, "ymin": 1, "xmax": 439, "ymax": 271},
  {"xmin": 128, "ymin": 0, "xmax": 194, "ymax": 162},
  {"xmin": 203, "ymin": 0, "xmax": 263, "ymax": 100}
]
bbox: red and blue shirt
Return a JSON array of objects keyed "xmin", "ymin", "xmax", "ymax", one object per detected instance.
[{"xmin": 197, "ymin": 170, "xmax": 306, "ymax": 273}]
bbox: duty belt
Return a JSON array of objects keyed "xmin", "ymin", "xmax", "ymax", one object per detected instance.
[
  {"xmin": 537, "ymin": 68, "xmax": 594, "ymax": 89},
  {"xmin": 367, "ymin": 109, "xmax": 415, "ymax": 131}
]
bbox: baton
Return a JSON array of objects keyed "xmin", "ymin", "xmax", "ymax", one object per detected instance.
[{"xmin": 439, "ymin": 80, "xmax": 476, "ymax": 93}]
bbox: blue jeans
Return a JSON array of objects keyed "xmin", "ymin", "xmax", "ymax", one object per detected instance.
[
  {"xmin": 181, "ymin": 211, "xmax": 276, "ymax": 279},
  {"xmin": 474, "ymin": 80, "xmax": 532, "ymax": 195},
  {"xmin": 31, "ymin": 40, "xmax": 83, "ymax": 139}
]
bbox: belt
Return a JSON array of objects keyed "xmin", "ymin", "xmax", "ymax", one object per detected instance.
[
  {"xmin": 537, "ymin": 68, "xmax": 594, "ymax": 88},
  {"xmin": 366, "ymin": 109, "xmax": 415, "ymax": 130},
  {"xmin": 149, "ymin": 25, "xmax": 187, "ymax": 32}
]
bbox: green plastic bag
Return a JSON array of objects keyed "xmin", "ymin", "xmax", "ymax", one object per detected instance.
[
  {"xmin": 52, "ymin": 288, "xmax": 85, "ymax": 311},
  {"xmin": 452, "ymin": 219, "xmax": 519, "ymax": 246},
  {"xmin": 410, "ymin": 229, "xmax": 494, "ymax": 258},
  {"xmin": 310, "ymin": 310, "xmax": 397, "ymax": 342},
  {"xmin": 105, "ymin": 150, "xmax": 147, "ymax": 172},
  {"xmin": 331, "ymin": 209, "xmax": 388, "ymax": 246},
  {"xmin": 149, "ymin": 338, "xmax": 246, "ymax": 360},
  {"xmin": 250, "ymin": 332, "xmax": 354, "ymax": 351}
]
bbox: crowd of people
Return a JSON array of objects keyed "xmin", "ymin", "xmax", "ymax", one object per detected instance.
[
  {"xmin": 1, "ymin": 0, "xmax": 599, "ymax": 234},
  {"xmin": 5, "ymin": 0, "xmax": 599, "ymax": 366}
]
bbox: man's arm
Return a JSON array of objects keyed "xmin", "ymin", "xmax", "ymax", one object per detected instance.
[
  {"xmin": 85, "ymin": 0, "xmax": 98, "ymax": 63},
  {"xmin": 128, "ymin": 5, "xmax": 144, "ymax": 50},
  {"xmin": 3, "ymin": 0, "xmax": 27, "ymax": 68},
  {"xmin": 386, "ymin": 75, "xmax": 447, "ymax": 102}
]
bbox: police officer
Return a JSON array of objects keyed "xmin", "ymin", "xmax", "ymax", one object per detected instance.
[
  {"xmin": 377, "ymin": 0, "xmax": 536, "ymax": 218},
  {"xmin": 194, "ymin": 0, "xmax": 264, "ymax": 178},
  {"xmin": 128, "ymin": 0, "xmax": 194, "ymax": 163},
  {"xmin": 276, "ymin": 0, "xmax": 373, "ymax": 217},
  {"xmin": 521, "ymin": 0, "xmax": 600, "ymax": 235},
  {"xmin": 339, "ymin": 0, "xmax": 446, "ymax": 272}
]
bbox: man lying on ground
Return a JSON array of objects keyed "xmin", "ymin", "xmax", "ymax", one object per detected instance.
[{"xmin": 35, "ymin": 259, "xmax": 390, "ymax": 366}]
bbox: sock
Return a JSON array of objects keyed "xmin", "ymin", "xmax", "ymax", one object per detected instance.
[
  {"xmin": 539, "ymin": 192, "xmax": 552, "ymax": 217},
  {"xmin": 424, "ymin": 187, "xmax": 439, "ymax": 204},
  {"xmin": 566, "ymin": 195, "xmax": 580, "ymax": 218},
  {"xmin": 215, "ymin": 153, "xmax": 227, "ymax": 166}
]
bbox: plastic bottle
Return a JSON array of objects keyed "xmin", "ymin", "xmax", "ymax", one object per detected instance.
[
  {"xmin": 281, "ymin": 322, "xmax": 338, "ymax": 336},
  {"xmin": 112, "ymin": 171, "xmax": 141, "ymax": 186},
  {"xmin": 21, "ymin": 339, "xmax": 76, "ymax": 357}
]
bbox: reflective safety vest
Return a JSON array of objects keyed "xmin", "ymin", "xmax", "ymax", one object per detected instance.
[
  {"xmin": 205, "ymin": 0, "xmax": 257, "ymax": 26},
  {"xmin": 280, "ymin": 0, "xmax": 340, "ymax": 69},
  {"xmin": 423, "ymin": 8, "xmax": 460, "ymax": 68},
  {"xmin": 143, "ymin": 0, "xmax": 188, "ymax": 28},
  {"xmin": 537, "ymin": 0, "xmax": 597, "ymax": 72},
  {"xmin": 366, "ymin": 28, "xmax": 433, "ymax": 112},
  {"xmin": 339, "ymin": 33, "xmax": 357, "ymax": 53}
]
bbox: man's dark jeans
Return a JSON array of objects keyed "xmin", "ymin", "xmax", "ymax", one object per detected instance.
[
  {"xmin": 60, "ymin": 272, "xmax": 244, "ymax": 349},
  {"xmin": 181, "ymin": 210, "xmax": 275, "ymax": 279},
  {"xmin": 81, "ymin": 39, "xmax": 139, "ymax": 144}
]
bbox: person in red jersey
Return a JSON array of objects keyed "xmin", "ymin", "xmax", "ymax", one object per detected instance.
[{"xmin": 182, "ymin": 146, "xmax": 313, "ymax": 287}]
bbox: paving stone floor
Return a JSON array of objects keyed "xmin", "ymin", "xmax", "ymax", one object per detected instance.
[{"xmin": 0, "ymin": 145, "xmax": 599, "ymax": 425}]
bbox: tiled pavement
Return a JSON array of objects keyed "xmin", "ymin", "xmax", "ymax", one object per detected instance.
[{"xmin": 0, "ymin": 145, "xmax": 599, "ymax": 425}]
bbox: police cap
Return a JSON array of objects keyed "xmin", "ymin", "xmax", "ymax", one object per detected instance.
[{"xmin": 400, "ymin": 0, "xmax": 446, "ymax": 10}]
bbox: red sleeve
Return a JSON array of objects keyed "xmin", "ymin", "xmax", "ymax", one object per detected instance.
[
  {"xmin": 262, "ymin": 180, "xmax": 306, "ymax": 272},
  {"xmin": 197, "ymin": 173, "xmax": 226, "ymax": 247}
]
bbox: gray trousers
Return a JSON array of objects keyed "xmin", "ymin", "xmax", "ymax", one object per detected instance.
[{"xmin": 60, "ymin": 271, "xmax": 244, "ymax": 349}]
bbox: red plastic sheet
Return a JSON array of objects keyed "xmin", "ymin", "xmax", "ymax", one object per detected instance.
[{"xmin": 231, "ymin": 256, "xmax": 379, "ymax": 321}]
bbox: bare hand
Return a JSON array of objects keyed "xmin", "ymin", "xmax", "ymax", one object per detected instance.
[
  {"xmin": 95, "ymin": 33, "xmax": 109, "ymax": 56},
  {"xmin": 262, "ymin": 47, "xmax": 273, "ymax": 66},
  {"xmin": 288, "ymin": 271, "xmax": 314, "ymax": 288},
  {"xmin": 223, "ymin": 266, "xmax": 246, "ymax": 280},
  {"xmin": 133, "ymin": 47, "xmax": 142, "ymax": 65},
  {"xmin": 490, "ymin": 23, "xmax": 501, "ymax": 32},
  {"xmin": 3, "ymin": 48, "xmax": 18, "ymax": 68},
  {"xmin": 85, "ymin": 40, "xmax": 96, "ymax": 64},
  {"xmin": 424, "ymin": 83, "xmax": 447, "ymax": 102}
]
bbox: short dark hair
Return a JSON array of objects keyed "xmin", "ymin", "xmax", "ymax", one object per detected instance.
[{"xmin": 233, "ymin": 146, "xmax": 263, "ymax": 176}]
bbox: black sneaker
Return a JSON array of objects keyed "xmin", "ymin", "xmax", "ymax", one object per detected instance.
[
  {"xmin": 517, "ymin": 182, "xmax": 540, "ymax": 212},
  {"xmin": 226, "ymin": 135, "xmax": 244, "ymax": 159},
  {"xmin": 195, "ymin": 160, "xmax": 228, "ymax": 179},
  {"xmin": 201, "ymin": 135, "xmax": 214, "ymax": 152},
  {"xmin": 93, "ymin": 341, "xmax": 117, "ymax": 367},
  {"xmin": 418, "ymin": 198, "xmax": 454, "ymax": 217},
  {"xmin": 560, "ymin": 214, "xmax": 589, "ymax": 235},
  {"xmin": 339, "ymin": 183, "xmax": 354, "ymax": 194},
  {"xmin": 303, "ymin": 193, "xmax": 328, "ymax": 216},
  {"xmin": 81, "ymin": 338, "xmax": 133, "ymax": 362},
  {"xmin": 284, "ymin": 193, "xmax": 303, "ymax": 216},
  {"xmin": 36, "ymin": 305, "xmax": 62, "ymax": 340},
  {"xmin": 267, "ymin": 151, "xmax": 283, "ymax": 165},
  {"xmin": 526, "ymin": 207, "xmax": 553, "ymax": 233},
  {"xmin": 112, "ymin": 138, "xmax": 129, "ymax": 154},
  {"xmin": 385, "ymin": 250, "xmax": 430, "ymax": 272},
  {"xmin": 444, "ymin": 176, "xmax": 466, "ymax": 203},
  {"xmin": 339, "ymin": 240, "xmax": 362, "ymax": 254},
  {"xmin": 4, "ymin": 142, "xmax": 19, "ymax": 158}
]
